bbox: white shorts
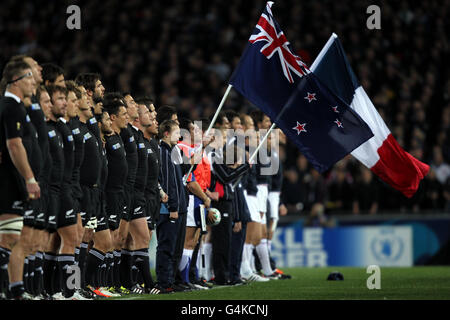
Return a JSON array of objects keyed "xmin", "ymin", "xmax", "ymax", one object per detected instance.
[
  {"xmin": 268, "ymin": 191, "xmax": 280, "ymax": 220},
  {"xmin": 244, "ymin": 190, "xmax": 261, "ymax": 223},
  {"xmin": 186, "ymin": 195, "xmax": 196, "ymax": 227},
  {"xmin": 256, "ymin": 184, "xmax": 269, "ymax": 213}
]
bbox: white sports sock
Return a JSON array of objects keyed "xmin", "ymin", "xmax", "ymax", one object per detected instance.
[
  {"xmin": 256, "ymin": 239, "xmax": 273, "ymax": 276},
  {"xmin": 240, "ymin": 243, "xmax": 254, "ymax": 277},
  {"xmin": 178, "ymin": 249, "xmax": 193, "ymax": 272},
  {"xmin": 268, "ymin": 240, "xmax": 272, "ymax": 254},
  {"xmin": 249, "ymin": 244, "xmax": 256, "ymax": 273},
  {"xmin": 202, "ymin": 242, "xmax": 213, "ymax": 281}
]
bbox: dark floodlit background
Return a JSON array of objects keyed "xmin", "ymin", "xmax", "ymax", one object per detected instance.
[{"xmin": 1, "ymin": 0, "xmax": 449, "ymax": 218}]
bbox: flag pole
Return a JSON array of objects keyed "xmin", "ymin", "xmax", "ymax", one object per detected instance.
[
  {"xmin": 232, "ymin": 122, "xmax": 277, "ymax": 189},
  {"xmin": 183, "ymin": 84, "xmax": 233, "ymax": 184}
]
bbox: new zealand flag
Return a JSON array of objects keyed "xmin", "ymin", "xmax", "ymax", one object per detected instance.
[{"xmin": 229, "ymin": 2, "xmax": 373, "ymax": 172}]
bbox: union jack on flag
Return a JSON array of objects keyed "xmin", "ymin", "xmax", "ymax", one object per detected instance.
[{"xmin": 249, "ymin": 1, "xmax": 309, "ymax": 83}]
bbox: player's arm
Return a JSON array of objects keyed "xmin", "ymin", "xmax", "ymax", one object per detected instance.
[
  {"xmin": 7, "ymin": 137, "xmax": 40, "ymax": 198},
  {"xmin": 186, "ymin": 180, "xmax": 211, "ymax": 208}
]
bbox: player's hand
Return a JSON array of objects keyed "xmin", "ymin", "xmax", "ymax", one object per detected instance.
[
  {"xmin": 26, "ymin": 178, "xmax": 40, "ymax": 200},
  {"xmin": 279, "ymin": 204, "xmax": 288, "ymax": 216},
  {"xmin": 233, "ymin": 221, "xmax": 242, "ymax": 233},
  {"xmin": 160, "ymin": 190, "xmax": 168, "ymax": 203},
  {"xmin": 206, "ymin": 210, "xmax": 215, "ymax": 225},
  {"xmin": 202, "ymin": 134, "xmax": 215, "ymax": 148},
  {"xmin": 169, "ymin": 211, "xmax": 178, "ymax": 220},
  {"xmin": 203, "ymin": 196, "xmax": 211, "ymax": 208}
]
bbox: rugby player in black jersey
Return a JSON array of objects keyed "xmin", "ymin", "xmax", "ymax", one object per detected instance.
[
  {"xmin": 0, "ymin": 60, "xmax": 39, "ymax": 299},
  {"xmin": 46, "ymin": 84, "xmax": 82, "ymax": 298},
  {"xmin": 126, "ymin": 100, "xmax": 160, "ymax": 294},
  {"xmin": 103, "ymin": 100, "xmax": 129, "ymax": 292},
  {"xmin": 110, "ymin": 93, "xmax": 140, "ymax": 293},
  {"xmin": 77, "ymin": 87, "xmax": 113, "ymax": 298},
  {"xmin": 4, "ymin": 55, "xmax": 47, "ymax": 298}
]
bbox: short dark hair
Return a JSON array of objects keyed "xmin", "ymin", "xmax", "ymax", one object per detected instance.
[
  {"xmin": 103, "ymin": 91, "xmax": 124, "ymax": 105},
  {"xmin": 103, "ymin": 99, "xmax": 125, "ymax": 117},
  {"xmin": 213, "ymin": 111, "xmax": 228, "ymax": 127},
  {"xmin": 250, "ymin": 109, "xmax": 265, "ymax": 129},
  {"xmin": 156, "ymin": 105, "xmax": 177, "ymax": 125},
  {"xmin": 41, "ymin": 63, "xmax": 64, "ymax": 83},
  {"xmin": 199, "ymin": 117, "xmax": 211, "ymax": 133},
  {"xmin": 178, "ymin": 117, "xmax": 193, "ymax": 132},
  {"xmin": 75, "ymin": 73, "xmax": 100, "ymax": 92},
  {"xmin": 158, "ymin": 119, "xmax": 178, "ymax": 140},
  {"xmin": 135, "ymin": 95, "xmax": 154, "ymax": 108},
  {"xmin": 0, "ymin": 59, "xmax": 31, "ymax": 94},
  {"xmin": 225, "ymin": 110, "xmax": 239, "ymax": 122},
  {"xmin": 65, "ymin": 80, "xmax": 81, "ymax": 99},
  {"xmin": 36, "ymin": 85, "xmax": 48, "ymax": 102},
  {"xmin": 46, "ymin": 84, "xmax": 67, "ymax": 100}
]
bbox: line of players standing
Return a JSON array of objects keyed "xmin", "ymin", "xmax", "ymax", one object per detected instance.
[{"xmin": 0, "ymin": 56, "xmax": 289, "ymax": 300}]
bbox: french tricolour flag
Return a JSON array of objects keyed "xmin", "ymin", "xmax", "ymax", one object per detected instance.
[{"xmin": 311, "ymin": 33, "xmax": 429, "ymax": 198}]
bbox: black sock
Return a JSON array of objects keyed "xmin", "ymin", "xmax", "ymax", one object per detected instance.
[
  {"xmin": 23, "ymin": 257, "xmax": 29, "ymax": 293},
  {"xmin": 52, "ymin": 255, "xmax": 62, "ymax": 295},
  {"xmin": 34, "ymin": 252, "xmax": 44, "ymax": 295},
  {"xmin": 132, "ymin": 263, "xmax": 141, "ymax": 286},
  {"xmin": 27, "ymin": 255, "xmax": 35, "ymax": 294},
  {"xmin": 0, "ymin": 247, "xmax": 11, "ymax": 295},
  {"xmin": 74, "ymin": 247, "xmax": 80, "ymax": 266},
  {"xmin": 105, "ymin": 252, "xmax": 113, "ymax": 287},
  {"xmin": 9, "ymin": 281, "xmax": 24, "ymax": 298},
  {"xmin": 43, "ymin": 253, "xmax": 57, "ymax": 295},
  {"xmin": 78, "ymin": 242, "xmax": 89, "ymax": 287},
  {"xmin": 99, "ymin": 259, "xmax": 107, "ymax": 287},
  {"xmin": 119, "ymin": 250, "xmax": 133, "ymax": 288},
  {"xmin": 58, "ymin": 254, "xmax": 75, "ymax": 298},
  {"xmin": 113, "ymin": 250, "xmax": 121, "ymax": 287},
  {"xmin": 134, "ymin": 248, "xmax": 154, "ymax": 288},
  {"xmin": 85, "ymin": 248, "xmax": 105, "ymax": 288}
]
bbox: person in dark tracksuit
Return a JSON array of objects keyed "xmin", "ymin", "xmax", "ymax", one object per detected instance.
[
  {"xmin": 209, "ymin": 144, "xmax": 249, "ymax": 285},
  {"xmin": 155, "ymin": 120, "xmax": 187, "ymax": 293},
  {"xmin": 229, "ymin": 181, "xmax": 251, "ymax": 285}
]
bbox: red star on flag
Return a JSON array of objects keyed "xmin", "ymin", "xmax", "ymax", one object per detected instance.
[
  {"xmin": 332, "ymin": 106, "xmax": 339, "ymax": 113},
  {"xmin": 334, "ymin": 119, "xmax": 343, "ymax": 128},
  {"xmin": 293, "ymin": 121, "xmax": 307, "ymax": 135},
  {"xmin": 304, "ymin": 92, "xmax": 316, "ymax": 103}
]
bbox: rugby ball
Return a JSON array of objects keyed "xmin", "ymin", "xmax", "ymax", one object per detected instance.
[{"xmin": 207, "ymin": 208, "xmax": 221, "ymax": 226}]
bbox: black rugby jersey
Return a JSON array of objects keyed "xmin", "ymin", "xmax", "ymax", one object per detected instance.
[
  {"xmin": 104, "ymin": 133, "xmax": 128, "ymax": 193},
  {"xmin": 120, "ymin": 124, "xmax": 138, "ymax": 190},
  {"xmin": 56, "ymin": 118, "xmax": 75, "ymax": 191},
  {"xmin": 131, "ymin": 126, "xmax": 148, "ymax": 193},
  {"xmin": 69, "ymin": 116, "xmax": 85, "ymax": 198},
  {"xmin": 46, "ymin": 120, "xmax": 65, "ymax": 189}
]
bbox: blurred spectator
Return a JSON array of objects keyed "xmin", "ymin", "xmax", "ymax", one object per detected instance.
[
  {"xmin": 420, "ymin": 169, "xmax": 444, "ymax": 211},
  {"xmin": 352, "ymin": 166, "xmax": 379, "ymax": 215},
  {"xmin": 431, "ymin": 146, "xmax": 450, "ymax": 185},
  {"xmin": 325, "ymin": 162, "xmax": 354, "ymax": 214}
]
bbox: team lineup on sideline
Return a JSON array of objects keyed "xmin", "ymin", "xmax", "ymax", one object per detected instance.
[
  {"xmin": 0, "ymin": 0, "xmax": 444, "ymax": 304},
  {"xmin": 0, "ymin": 58, "xmax": 291, "ymax": 300}
]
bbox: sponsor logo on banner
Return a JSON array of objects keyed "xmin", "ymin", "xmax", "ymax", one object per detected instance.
[{"xmin": 271, "ymin": 225, "xmax": 412, "ymax": 267}]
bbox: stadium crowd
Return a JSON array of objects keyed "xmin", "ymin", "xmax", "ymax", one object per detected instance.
[
  {"xmin": 0, "ymin": 0, "xmax": 449, "ymax": 300},
  {"xmin": 1, "ymin": 0, "xmax": 448, "ymax": 216}
]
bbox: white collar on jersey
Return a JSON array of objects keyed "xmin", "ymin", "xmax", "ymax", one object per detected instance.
[{"xmin": 4, "ymin": 91, "xmax": 21, "ymax": 103}]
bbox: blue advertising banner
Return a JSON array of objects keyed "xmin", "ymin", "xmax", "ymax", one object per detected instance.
[{"xmin": 270, "ymin": 226, "xmax": 413, "ymax": 267}]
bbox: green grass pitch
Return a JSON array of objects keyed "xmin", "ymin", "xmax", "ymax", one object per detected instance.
[{"xmin": 112, "ymin": 266, "xmax": 450, "ymax": 300}]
